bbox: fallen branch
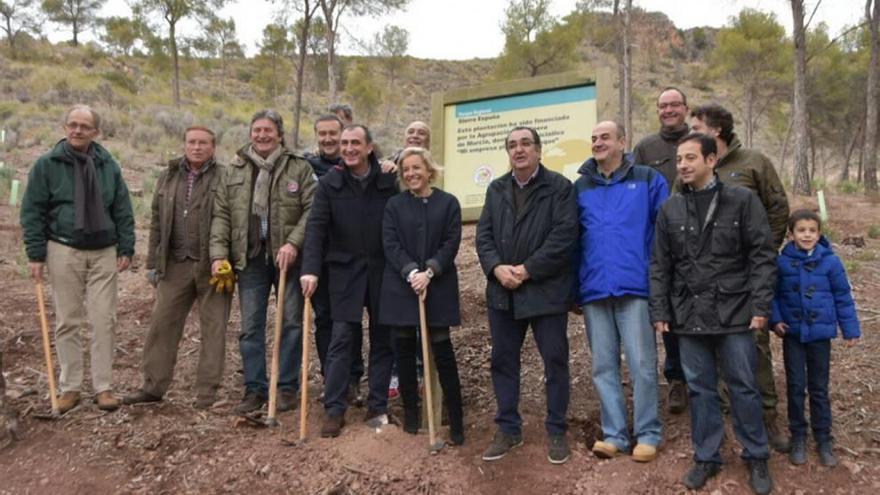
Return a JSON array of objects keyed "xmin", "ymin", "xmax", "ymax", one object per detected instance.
[{"xmin": 343, "ymin": 464, "xmax": 370, "ymax": 477}]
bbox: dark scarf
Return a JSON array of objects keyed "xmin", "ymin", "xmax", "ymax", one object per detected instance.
[
  {"xmin": 62, "ymin": 140, "xmax": 111, "ymax": 245},
  {"xmin": 660, "ymin": 124, "xmax": 689, "ymax": 143}
]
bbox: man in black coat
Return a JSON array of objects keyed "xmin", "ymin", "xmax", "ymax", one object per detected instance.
[
  {"xmin": 650, "ymin": 133, "xmax": 775, "ymax": 495},
  {"xmin": 301, "ymin": 125, "xmax": 399, "ymax": 438},
  {"xmin": 303, "ymin": 114, "xmax": 365, "ymax": 401},
  {"xmin": 476, "ymin": 126, "xmax": 578, "ymax": 465},
  {"xmin": 632, "ymin": 86, "xmax": 691, "ymax": 414}
]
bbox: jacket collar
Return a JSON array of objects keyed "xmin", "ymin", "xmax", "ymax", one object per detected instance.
[
  {"xmin": 577, "ymin": 153, "xmax": 635, "ymax": 184},
  {"xmin": 717, "ymin": 135, "xmax": 743, "ymax": 168},
  {"xmin": 782, "ymin": 235, "xmax": 832, "ymax": 261},
  {"xmin": 233, "ymin": 144, "xmax": 295, "ymax": 168},
  {"xmin": 49, "ymin": 139, "xmax": 112, "ymax": 165},
  {"xmin": 323, "ymin": 153, "xmax": 395, "ymax": 191}
]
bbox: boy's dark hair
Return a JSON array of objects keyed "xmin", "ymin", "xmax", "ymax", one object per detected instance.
[
  {"xmin": 677, "ymin": 132, "xmax": 717, "ymax": 158},
  {"xmin": 788, "ymin": 209, "xmax": 822, "ymax": 232},
  {"xmin": 690, "ymin": 104, "xmax": 735, "ymax": 145}
]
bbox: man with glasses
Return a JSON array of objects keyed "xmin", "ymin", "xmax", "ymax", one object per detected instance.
[
  {"xmin": 476, "ymin": 126, "xmax": 578, "ymax": 464},
  {"xmin": 633, "ymin": 87, "xmax": 690, "ymax": 414},
  {"xmin": 21, "ymin": 104, "xmax": 135, "ymax": 413}
]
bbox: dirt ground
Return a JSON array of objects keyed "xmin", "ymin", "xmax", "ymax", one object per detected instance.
[{"xmin": 1, "ymin": 192, "xmax": 879, "ymax": 495}]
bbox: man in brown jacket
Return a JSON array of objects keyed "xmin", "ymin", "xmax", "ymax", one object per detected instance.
[
  {"xmin": 690, "ymin": 104, "xmax": 791, "ymax": 452},
  {"xmin": 124, "ymin": 126, "xmax": 231, "ymax": 409}
]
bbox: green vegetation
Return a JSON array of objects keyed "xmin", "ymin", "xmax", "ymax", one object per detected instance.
[{"xmin": 868, "ymin": 225, "xmax": 880, "ymax": 239}]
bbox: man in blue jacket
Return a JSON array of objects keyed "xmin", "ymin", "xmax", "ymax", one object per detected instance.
[{"xmin": 575, "ymin": 121, "xmax": 668, "ymax": 462}]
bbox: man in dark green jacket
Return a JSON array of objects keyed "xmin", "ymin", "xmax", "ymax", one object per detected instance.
[
  {"xmin": 690, "ymin": 104, "xmax": 791, "ymax": 452},
  {"xmin": 123, "ymin": 126, "xmax": 231, "ymax": 410},
  {"xmin": 20, "ymin": 104, "xmax": 135, "ymax": 413}
]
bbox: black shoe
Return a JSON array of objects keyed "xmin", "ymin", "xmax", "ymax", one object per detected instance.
[
  {"xmin": 348, "ymin": 381, "xmax": 364, "ymax": 407},
  {"xmin": 683, "ymin": 462, "xmax": 721, "ymax": 490},
  {"xmin": 481, "ymin": 430, "xmax": 523, "ymax": 461},
  {"xmin": 817, "ymin": 441, "xmax": 838, "ymax": 467},
  {"xmin": 789, "ymin": 437, "xmax": 807, "ymax": 465},
  {"xmin": 547, "ymin": 435, "xmax": 571, "ymax": 464},
  {"xmin": 122, "ymin": 390, "xmax": 162, "ymax": 406},
  {"xmin": 667, "ymin": 380, "xmax": 687, "ymax": 414},
  {"xmin": 321, "ymin": 413, "xmax": 345, "ymax": 438},
  {"xmin": 277, "ymin": 390, "xmax": 298, "ymax": 412},
  {"xmin": 234, "ymin": 393, "xmax": 266, "ymax": 414},
  {"xmin": 747, "ymin": 459, "xmax": 773, "ymax": 495},
  {"xmin": 403, "ymin": 406, "xmax": 419, "ymax": 435}
]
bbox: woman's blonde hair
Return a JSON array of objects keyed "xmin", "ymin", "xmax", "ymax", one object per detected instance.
[{"xmin": 398, "ymin": 147, "xmax": 443, "ymax": 185}]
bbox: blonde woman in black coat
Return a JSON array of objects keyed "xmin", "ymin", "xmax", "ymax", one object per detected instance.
[{"xmin": 379, "ymin": 147, "xmax": 464, "ymax": 445}]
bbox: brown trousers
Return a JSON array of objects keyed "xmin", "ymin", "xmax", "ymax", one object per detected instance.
[{"xmin": 140, "ymin": 259, "xmax": 231, "ymax": 398}]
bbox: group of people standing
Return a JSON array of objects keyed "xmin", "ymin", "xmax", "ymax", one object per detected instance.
[{"xmin": 18, "ymin": 90, "xmax": 861, "ymax": 494}]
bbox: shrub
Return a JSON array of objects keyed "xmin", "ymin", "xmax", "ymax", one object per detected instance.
[
  {"xmin": 130, "ymin": 124, "xmax": 162, "ymax": 149},
  {"xmin": 868, "ymin": 225, "xmax": 880, "ymax": 240},
  {"xmin": 154, "ymin": 109, "xmax": 194, "ymax": 139},
  {"xmin": 837, "ymin": 180, "xmax": 861, "ymax": 195}
]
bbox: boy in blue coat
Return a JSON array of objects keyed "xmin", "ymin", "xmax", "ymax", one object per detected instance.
[{"xmin": 771, "ymin": 209, "xmax": 861, "ymax": 468}]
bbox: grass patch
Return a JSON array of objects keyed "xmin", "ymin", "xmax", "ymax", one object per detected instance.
[
  {"xmin": 868, "ymin": 225, "xmax": 880, "ymax": 239},
  {"xmin": 837, "ymin": 180, "xmax": 862, "ymax": 195}
]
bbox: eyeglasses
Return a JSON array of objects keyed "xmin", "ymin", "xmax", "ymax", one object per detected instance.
[
  {"xmin": 65, "ymin": 122, "xmax": 96, "ymax": 132},
  {"xmin": 658, "ymin": 102, "xmax": 685, "ymax": 110}
]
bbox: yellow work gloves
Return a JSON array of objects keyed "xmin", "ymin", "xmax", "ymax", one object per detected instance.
[{"xmin": 209, "ymin": 260, "xmax": 236, "ymax": 293}]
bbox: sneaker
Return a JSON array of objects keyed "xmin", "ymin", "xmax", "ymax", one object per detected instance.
[
  {"xmin": 481, "ymin": 430, "xmax": 524, "ymax": 461},
  {"xmin": 547, "ymin": 435, "xmax": 571, "ymax": 464},
  {"xmin": 57, "ymin": 391, "xmax": 81, "ymax": 414},
  {"xmin": 388, "ymin": 375, "xmax": 400, "ymax": 401},
  {"xmin": 95, "ymin": 391, "xmax": 120, "ymax": 411},
  {"xmin": 631, "ymin": 443, "xmax": 657, "ymax": 463},
  {"xmin": 234, "ymin": 393, "xmax": 266, "ymax": 414},
  {"xmin": 683, "ymin": 461, "xmax": 721, "ymax": 490},
  {"xmin": 591, "ymin": 440, "xmax": 621, "ymax": 459},
  {"xmin": 321, "ymin": 413, "xmax": 345, "ymax": 438},
  {"xmin": 817, "ymin": 441, "xmax": 838, "ymax": 467},
  {"xmin": 667, "ymin": 380, "xmax": 687, "ymax": 414},
  {"xmin": 122, "ymin": 390, "xmax": 163, "ymax": 406},
  {"xmin": 747, "ymin": 459, "xmax": 773, "ymax": 495},
  {"xmin": 277, "ymin": 390, "xmax": 298, "ymax": 412},
  {"xmin": 789, "ymin": 437, "xmax": 807, "ymax": 465},
  {"xmin": 365, "ymin": 409, "xmax": 389, "ymax": 428}
]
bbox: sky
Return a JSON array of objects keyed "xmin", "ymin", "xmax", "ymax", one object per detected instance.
[{"xmin": 48, "ymin": 0, "xmax": 866, "ymax": 60}]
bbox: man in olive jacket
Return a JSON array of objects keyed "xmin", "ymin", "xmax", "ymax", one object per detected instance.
[
  {"xmin": 650, "ymin": 133, "xmax": 775, "ymax": 494},
  {"xmin": 124, "ymin": 126, "xmax": 230, "ymax": 409},
  {"xmin": 210, "ymin": 110, "xmax": 315, "ymax": 414},
  {"xmin": 476, "ymin": 126, "xmax": 578, "ymax": 465},
  {"xmin": 20, "ymin": 104, "xmax": 135, "ymax": 413},
  {"xmin": 690, "ymin": 103, "xmax": 790, "ymax": 451}
]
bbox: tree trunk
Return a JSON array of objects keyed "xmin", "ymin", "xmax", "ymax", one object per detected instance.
[
  {"xmin": 864, "ymin": 0, "xmax": 880, "ymax": 193},
  {"xmin": 170, "ymin": 21, "xmax": 181, "ymax": 108},
  {"xmin": 745, "ymin": 86, "xmax": 755, "ymax": 148},
  {"xmin": 622, "ymin": 0, "xmax": 632, "ymax": 149},
  {"xmin": 292, "ymin": 20, "xmax": 310, "ymax": 150},
  {"xmin": 326, "ymin": 22, "xmax": 338, "ymax": 103},
  {"xmin": 72, "ymin": 17, "xmax": 79, "ymax": 46},
  {"xmin": 613, "ymin": 0, "xmax": 623, "ymax": 124},
  {"xmin": 841, "ymin": 121, "xmax": 863, "ymax": 182},
  {"xmin": 778, "ymin": 116, "xmax": 793, "ymax": 178},
  {"xmin": 791, "ymin": 0, "xmax": 811, "ymax": 195},
  {"xmin": 5, "ymin": 17, "xmax": 16, "ymax": 59}
]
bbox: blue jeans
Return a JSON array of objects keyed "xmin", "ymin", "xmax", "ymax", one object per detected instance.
[
  {"xmin": 583, "ymin": 296, "xmax": 661, "ymax": 449},
  {"xmin": 488, "ymin": 308, "xmax": 570, "ymax": 436},
  {"xmin": 323, "ymin": 292, "xmax": 393, "ymax": 416},
  {"xmin": 680, "ymin": 332, "xmax": 769, "ymax": 463},
  {"xmin": 783, "ymin": 337, "xmax": 832, "ymax": 443},
  {"xmin": 237, "ymin": 248, "xmax": 303, "ymax": 397}
]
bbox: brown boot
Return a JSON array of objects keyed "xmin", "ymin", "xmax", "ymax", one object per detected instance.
[
  {"xmin": 96, "ymin": 391, "xmax": 120, "ymax": 411},
  {"xmin": 764, "ymin": 410, "xmax": 790, "ymax": 453},
  {"xmin": 57, "ymin": 391, "xmax": 81, "ymax": 413},
  {"xmin": 321, "ymin": 413, "xmax": 345, "ymax": 438}
]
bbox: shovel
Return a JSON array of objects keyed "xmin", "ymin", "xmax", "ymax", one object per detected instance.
[
  {"xmin": 418, "ymin": 290, "xmax": 445, "ymax": 454},
  {"xmin": 298, "ymin": 296, "xmax": 312, "ymax": 441},
  {"xmin": 33, "ymin": 282, "xmax": 62, "ymax": 420},
  {"xmin": 265, "ymin": 269, "xmax": 288, "ymax": 427}
]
